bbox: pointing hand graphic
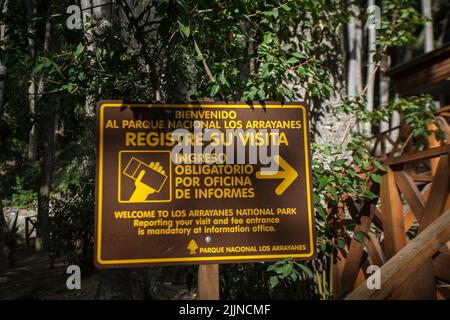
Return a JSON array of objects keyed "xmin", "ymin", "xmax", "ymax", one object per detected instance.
[{"xmin": 129, "ymin": 162, "xmax": 166, "ymax": 202}]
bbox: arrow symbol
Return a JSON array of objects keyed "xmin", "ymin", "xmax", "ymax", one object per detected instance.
[{"xmin": 255, "ymin": 155, "xmax": 298, "ymax": 196}]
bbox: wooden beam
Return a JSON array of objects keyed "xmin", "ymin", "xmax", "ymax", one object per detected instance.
[
  {"xmin": 393, "ymin": 155, "xmax": 450, "ymax": 299},
  {"xmin": 332, "ymin": 248, "xmax": 347, "ymax": 298},
  {"xmin": 404, "ymin": 182, "xmax": 432, "ymax": 231},
  {"xmin": 383, "ymin": 145, "xmax": 449, "ymax": 166},
  {"xmin": 339, "ymin": 205, "xmax": 374, "ymax": 297},
  {"xmin": 198, "ymin": 264, "xmax": 220, "ymax": 300},
  {"xmin": 381, "ymin": 167, "xmax": 407, "ymax": 258},
  {"xmin": 367, "ymin": 233, "xmax": 385, "ymax": 267},
  {"xmin": 439, "ymin": 240, "xmax": 450, "ymax": 256},
  {"xmin": 394, "ymin": 170, "xmax": 425, "ymax": 221},
  {"xmin": 427, "ymin": 123, "xmax": 442, "ymax": 175},
  {"xmin": 346, "ymin": 208, "xmax": 450, "ymax": 300},
  {"xmin": 419, "ymin": 154, "xmax": 450, "ymax": 231},
  {"xmin": 433, "ymin": 252, "xmax": 450, "ymax": 283},
  {"xmin": 372, "ymin": 207, "xmax": 383, "ymax": 229},
  {"xmin": 437, "ymin": 287, "xmax": 450, "ymax": 299}
]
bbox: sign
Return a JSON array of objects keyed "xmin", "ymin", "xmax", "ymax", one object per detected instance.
[{"xmin": 95, "ymin": 101, "xmax": 315, "ymax": 267}]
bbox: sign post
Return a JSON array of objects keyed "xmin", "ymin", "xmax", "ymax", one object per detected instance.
[
  {"xmin": 198, "ymin": 264, "xmax": 220, "ymax": 300},
  {"xmin": 94, "ymin": 101, "xmax": 315, "ymax": 296}
]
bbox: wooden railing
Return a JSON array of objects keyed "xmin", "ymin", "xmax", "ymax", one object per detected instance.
[
  {"xmin": 370, "ymin": 106, "xmax": 450, "ymax": 158},
  {"xmin": 333, "ymin": 143, "xmax": 450, "ymax": 299},
  {"xmin": 346, "ymin": 208, "xmax": 450, "ymax": 299},
  {"xmin": 25, "ymin": 216, "xmax": 37, "ymax": 248},
  {"xmin": 331, "ymin": 103, "xmax": 450, "ymax": 299}
]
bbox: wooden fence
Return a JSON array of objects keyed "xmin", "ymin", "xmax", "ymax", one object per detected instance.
[{"xmin": 333, "ymin": 110, "xmax": 450, "ymax": 299}]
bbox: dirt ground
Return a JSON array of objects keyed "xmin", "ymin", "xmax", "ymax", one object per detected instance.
[
  {"xmin": 0, "ymin": 247, "xmax": 99, "ymax": 300},
  {"xmin": 0, "ymin": 246, "xmax": 196, "ymax": 300}
]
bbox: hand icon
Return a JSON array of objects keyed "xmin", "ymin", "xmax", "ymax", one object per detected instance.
[{"xmin": 129, "ymin": 162, "xmax": 166, "ymax": 202}]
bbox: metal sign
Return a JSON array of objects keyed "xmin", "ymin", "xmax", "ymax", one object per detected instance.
[{"xmin": 95, "ymin": 101, "xmax": 315, "ymax": 267}]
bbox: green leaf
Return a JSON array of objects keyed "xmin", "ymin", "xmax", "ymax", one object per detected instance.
[
  {"xmin": 363, "ymin": 189, "xmax": 377, "ymax": 200},
  {"xmin": 331, "ymin": 159, "xmax": 347, "ymax": 168},
  {"xmin": 291, "ymin": 52, "xmax": 304, "ymax": 59},
  {"xmin": 32, "ymin": 62, "xmax": 45, "ymax": 75},
  {"xmin": 272, "ymin": 8, "xmax": 279, "ymax": 19},
  {"xmin": 316, "ymin": 207, "xmax": 327, "ymax": 220},
  {"xmin": 313, "ymin": 193, "xmax": 320, "ymax": 204},
  {"xmin": 263, "ymin": 8, "xmax": 279, "ymax": 19},
  {"xmin": 178, "ymin": 21, "xmax": 190, "ymax": 38},
  {"xmin": 281, "ymin": 4, "xmax": 291, "ymax": 11},
  {"xmin": 269, "ymin": 275, "xmax": 279, "ymax": 288},
  {"xmin": 290, "ymin": 270, "xmax": 298, "ymax": 281},
  {"xmin": 267, "ymin": 264, "xmax": 276, "ymax": 272},
  {"xmin": 281, "ymin": 262, "xmax": 293, "ymax": 277},
  {"xmin": 371, "ymin": 173, "xmax": 381, "ymax": 183},
  {"xmin": 61, "ymin": 83, "xmax": 74, "ymax": 93},
  {"xmin": 318, "ymin": 176, "xmax": 329, "ymax": 190},
  {"xmin": 337, "ymin": 239, "xmax": 346, "ymax": 250},
  {"xmin": 175, "ymin": 0, "xmax": 190, "ymax": 12},
  {"xmin": 74, "ymin": 43, "xmax": 85, "ymax": 57},
  {"xmin": 287, "ymin": 57, "xmax": 299, "ymax": 65},
  {"xmin": 296, "ymin": 263, "xmax": 313, "ymax": 278},
  {"xmin": 263, "ymin": 33, "xmax": 273, "ymax": 44},
  {"xmin": 210, "ymin": 84, "xmax": 219, "ymax": 97},
  {"xmin": 373, "ymin": 160, "xmax": 386, "ymax": 172},
  {"xmin": 354, "ymin": 230, "xmax": 368, "ymax": 245}
]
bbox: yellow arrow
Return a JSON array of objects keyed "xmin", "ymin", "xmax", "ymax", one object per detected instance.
[{"xmin": 255, "ymin": 155, "xmax": 298, "ymax": 196}]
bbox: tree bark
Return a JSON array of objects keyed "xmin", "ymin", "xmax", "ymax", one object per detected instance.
[
  {"xmin": 25, "ymin": 0, "xmax": 37, "ymax": 161},
  {"xmin": 421, "ymin": 0, "xmax": 434, "ymax": 53},
  {"xmin": 0, "ymin": 0, "xmax": 7, "ymax": 123},
  {"xmin": 0, "ymin": 0, "xmax": 9, "ymax": 272},
  {"xmin": 365, "ymin": 0, "xmax": 376, "ymax": 135},
  {"xmin": 35, "ymin": 8, "xmax": 58, "ymax": 251},
  {"xmin": 35, "ymin": 94, "xmax": 56, "ymax": 251},
  {"xmin": 347, "ymin": 4, "xmax": 362, "ymax": 97}
]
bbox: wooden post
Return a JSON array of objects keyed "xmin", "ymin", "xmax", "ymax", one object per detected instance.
[
  {"xmin": 427, "ymin": 123, "xmax": 441, "ymax": 175},
  {"xmin": 380, "ymin": 167, "xmax": 406, "ymax": 258},
  {"xmin": 195, "ymin": 98, "xmax": 220, "ymax": 300},
  {"xmin": 339, "ymin": 204, "xmax": 374, "ymax": 297},
  {"xmin": 25, "ymin": 217, "xmax": 30, "ymax": 248},
  {"xmin": 198, "ymin": 264, "xmax": 219, "ymax": 300}
]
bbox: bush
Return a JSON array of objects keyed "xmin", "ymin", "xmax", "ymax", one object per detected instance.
[
  {"xmin": 3, "ymin": 176, "xmax": 38, "ymax": 209},
  {"xmin": 48, "ymin": 180, "xmax": 94, "ymax": 268}
]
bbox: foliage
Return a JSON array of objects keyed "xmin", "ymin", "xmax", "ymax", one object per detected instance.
[
  {"xmin": 3, "ymin": 177, "xmax": 37, "ymax": 209},
  {"xmin": 0, "ymin": 211, "xmax": 20, "ymax": 267},
  {"xmin": 48, "ymin": 177, "xmax": 95, "ymax": 267}
]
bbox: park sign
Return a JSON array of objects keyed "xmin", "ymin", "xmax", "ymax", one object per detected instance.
[{"xmin": 94, "ymin": 100, "xmax": 315, "ymax": 268}]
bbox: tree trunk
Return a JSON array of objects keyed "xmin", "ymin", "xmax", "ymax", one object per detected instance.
[
  {"xmin": 365, "ymin": 0, "xmax": 376, "ymax": 135},
  {"xmin": 379, "ymin": 73, "xmax": 391, "ymax": 155},
  {"xmin": 0, "ymin": 0, "xmax": 6, "ymax": 124},
  {"xmin": 25, "ymin": 0, "xmax": 37, "ymax": 161},
  {"xmin": 35, "ymin": 11, "xmax": 58, "ymax": 251},
  {"xmin": 35, "ymin": 94, "xmax": 56, "ymax": 251},
  {"xmin": 421, "ymin": 0, "xmax": 434, "ymax": 53},
  {"xmin": 347, "ymin": 4, "xmax": 362, "ymax": 97},
  {"xmin": 0, "ymin": 0, "xmax": 9, "ymax": 272}
]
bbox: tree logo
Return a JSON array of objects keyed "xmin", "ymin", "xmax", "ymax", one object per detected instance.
[{"xmin": 187, "ymin": 240, "xmax": 199, "ymax": 254}]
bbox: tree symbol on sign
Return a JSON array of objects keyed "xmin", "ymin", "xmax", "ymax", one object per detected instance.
[{"xmin": 187, "ymin": 240, "xmax": 198, "ymax": 254}]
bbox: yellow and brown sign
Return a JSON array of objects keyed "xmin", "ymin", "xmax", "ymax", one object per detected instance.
[{"xmin": 95, "ymin": 101, "xmax": 315, "ymax": 267}]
